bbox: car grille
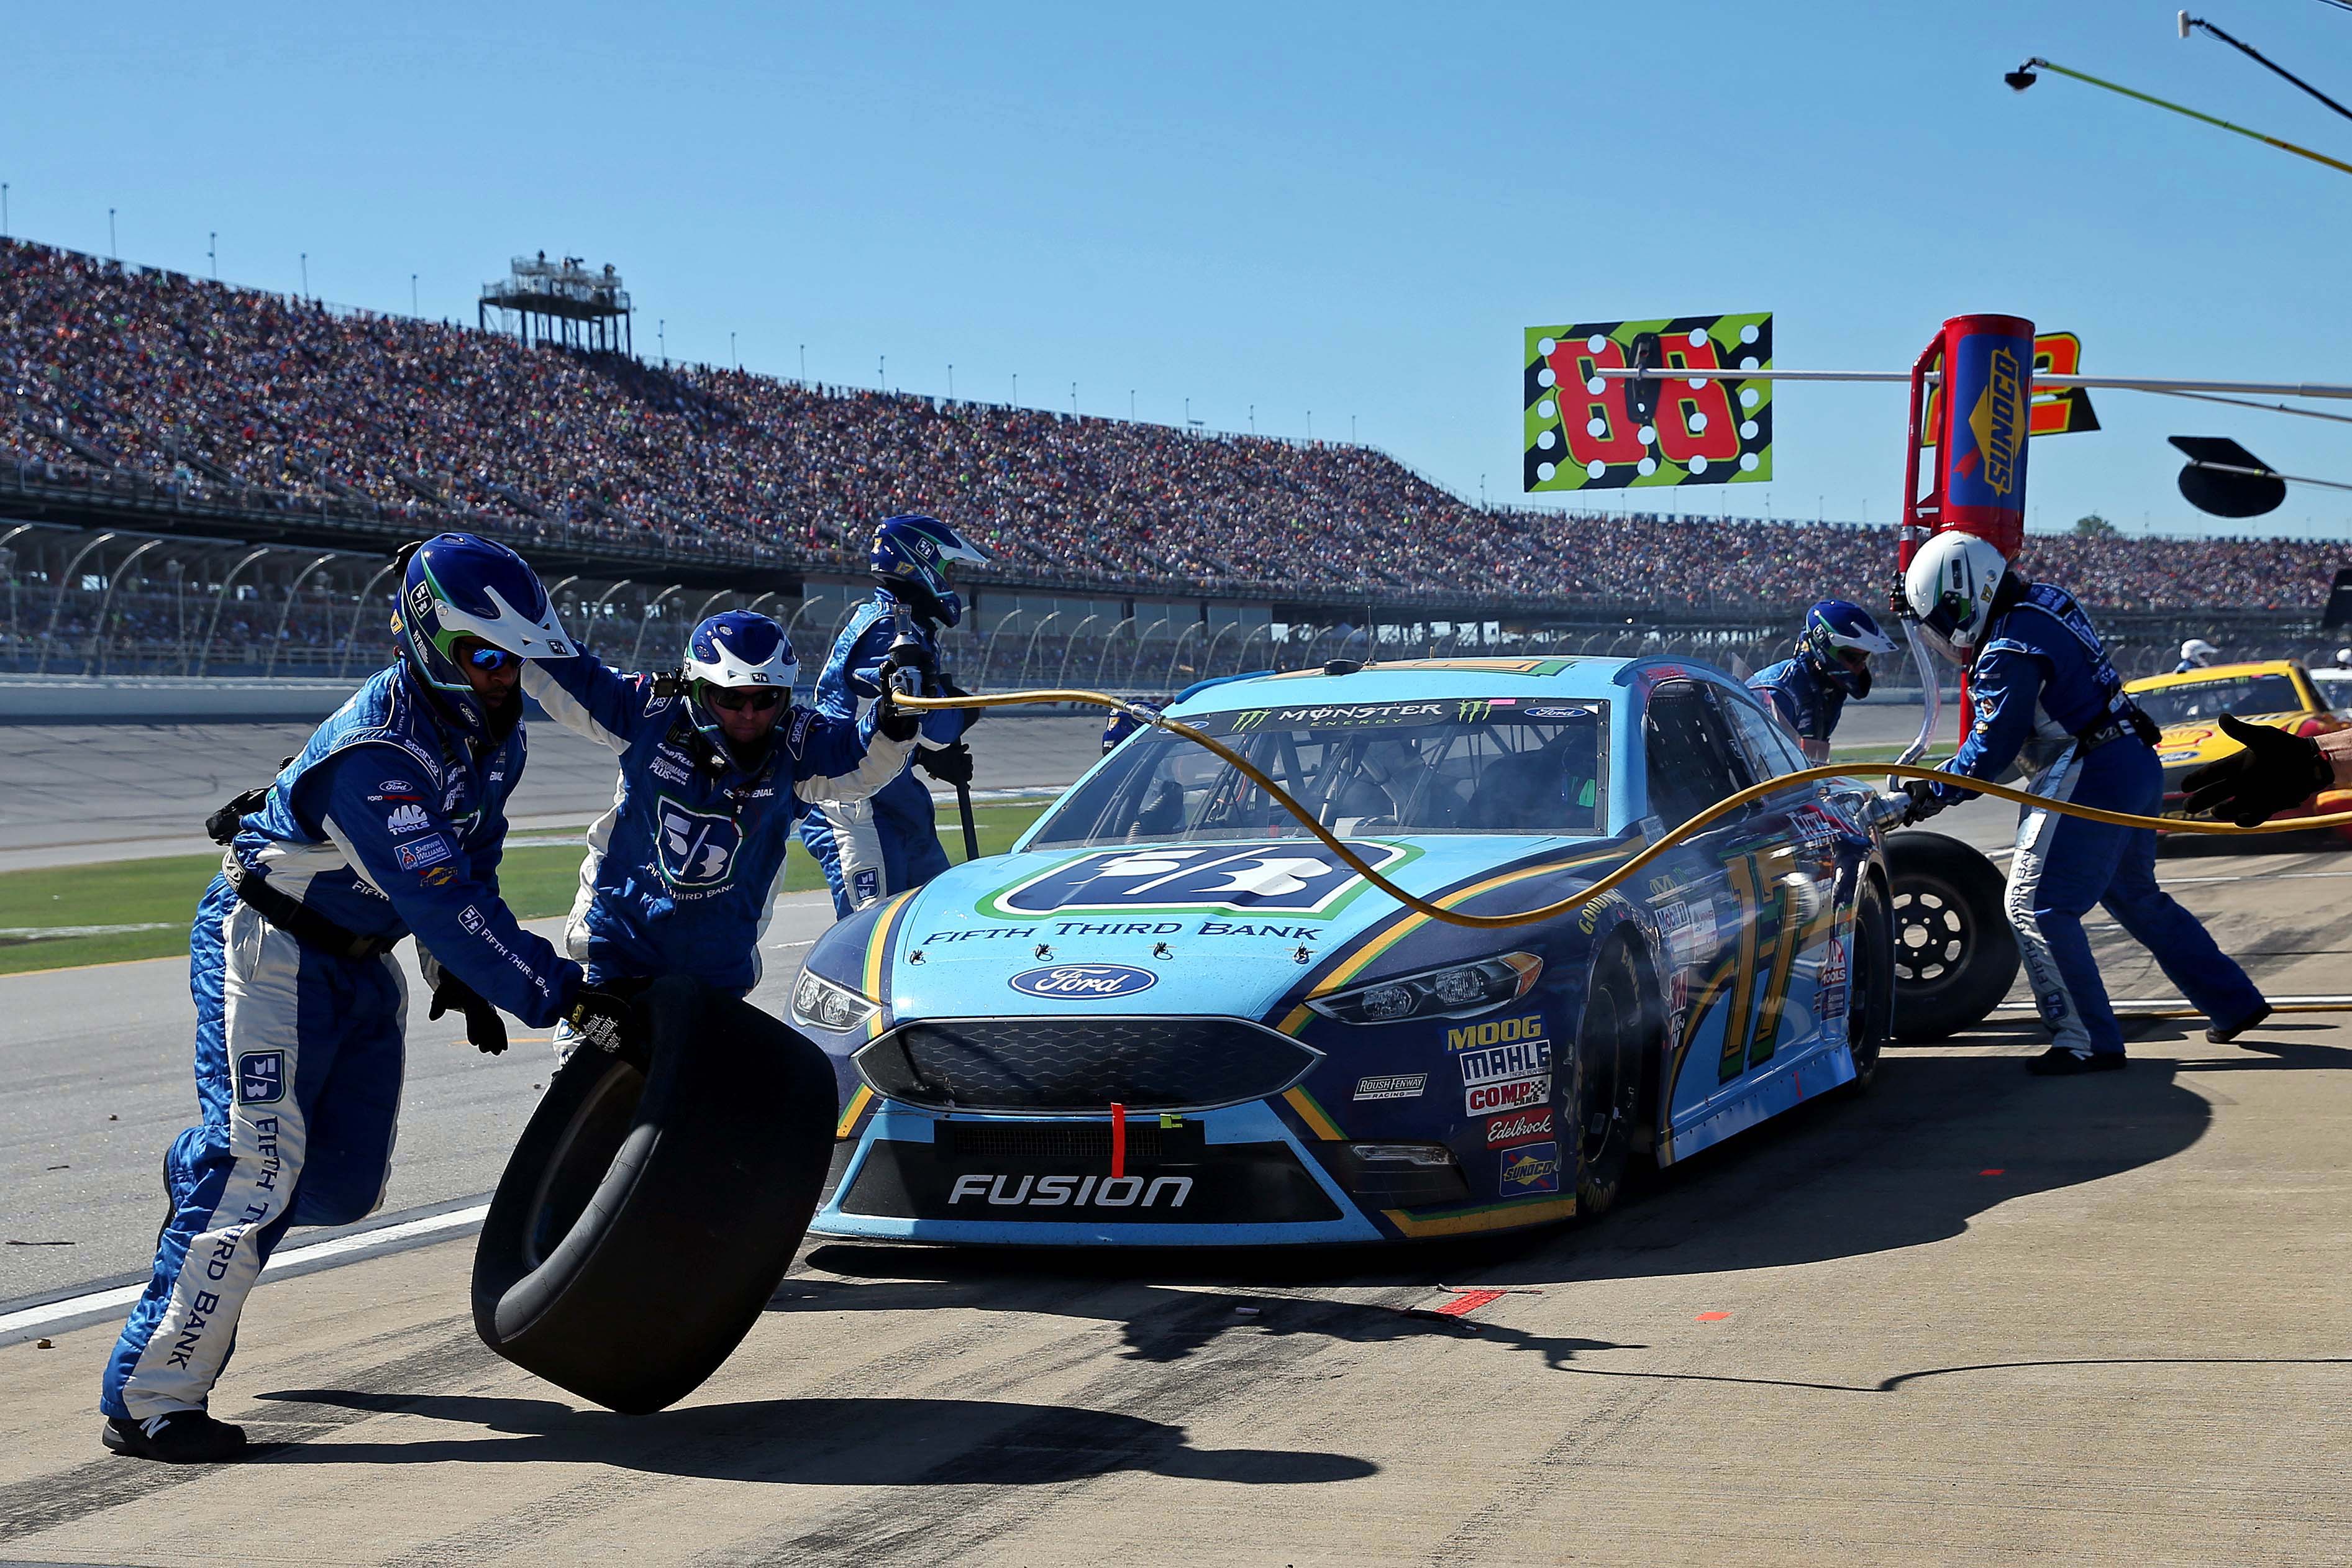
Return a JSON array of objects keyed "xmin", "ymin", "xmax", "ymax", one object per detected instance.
[
  {"xmin": 941, "ymin": 1120, "xmax": 1208, "ymax": 1161},
  {"xmin": 853, "ymin": 1016, "xmax": 1323, "ymax": 1114}
]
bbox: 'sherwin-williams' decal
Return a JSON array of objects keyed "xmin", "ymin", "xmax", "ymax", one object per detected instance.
[{"xmin": 984, "ymin": 842, "xmax": 1415, "ymax": 919}]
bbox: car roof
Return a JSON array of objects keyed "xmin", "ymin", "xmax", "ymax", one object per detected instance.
[
  {"xmin": 2126, "ymin": 659, "xmax": 2308, "ymax": 693},
  {"xmin": 1163, "ymin": 655, "xmax": 1721, "ymax": 715}
]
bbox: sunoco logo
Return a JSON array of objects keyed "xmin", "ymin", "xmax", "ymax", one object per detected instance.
[
  {"xmin": 1968, "ymin": 345, "xmax": 2024, "ymax": 497},
  {"xmin": 949, "ymin": 1174, "xmax": 1192, "ymax": 1208},
  {"xmin": 1008, "ymin": 964, "xmax": 1159, "ymax": 999}
]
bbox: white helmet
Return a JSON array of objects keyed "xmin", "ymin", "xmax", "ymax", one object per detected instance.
[
  {"xmin": 682, "ymin": 610, "xmax": 799, "ymax": 690},
  {"xmin": 1901, "ymin": 531, "xmax": 2010, "ymax": 663},
  {"xmin": 2180, "ymin": 639, "xmax": 2218, "ymax": 668},
  {"xmin": 2335, "ymin": 647, "xmax": 2351, "ymax": 668}
]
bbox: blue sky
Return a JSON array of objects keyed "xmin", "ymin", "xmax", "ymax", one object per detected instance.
[{"xmin": 8, "ymin": 1, "xmax": 2352, "ymax": 540}]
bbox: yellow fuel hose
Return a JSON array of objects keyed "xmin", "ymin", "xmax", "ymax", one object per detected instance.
[{"xmin": 896, "ymin": 688, "xmax": 2352, "ymax": 931}]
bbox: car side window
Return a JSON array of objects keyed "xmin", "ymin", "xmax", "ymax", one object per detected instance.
[
  {"xmin": 1643, "ymin": 680, "xmax": 1756, "ymax": 830},
  {"xmin": 1723, "ymin": 690, "xmax": 1807, "ymax": 780}
]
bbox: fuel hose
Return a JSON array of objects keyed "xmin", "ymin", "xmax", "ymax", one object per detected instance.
[{"xmin": 895, "ymin": 686, "xmax": 2352, "ymax": 932}]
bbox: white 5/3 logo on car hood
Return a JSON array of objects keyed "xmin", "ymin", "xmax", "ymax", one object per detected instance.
[{"xmin": 983, "ymin": 842, "xmax": 1411, "ymax": 919}]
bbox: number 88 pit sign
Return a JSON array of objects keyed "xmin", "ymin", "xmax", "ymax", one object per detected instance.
[{"xmin": 1523, "ymin": 312, "xmax": 1772, "ymax": 493}]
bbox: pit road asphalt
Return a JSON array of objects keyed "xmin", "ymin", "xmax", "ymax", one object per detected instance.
[{"xmin": 2, "ymin": 704, "xmax": 2346, "ymax": 1562}]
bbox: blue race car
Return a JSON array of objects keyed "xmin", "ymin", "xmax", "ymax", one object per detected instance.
[{"xmin": 793, "ymin": 656, "xmax": 1897, "ymax": 1246}]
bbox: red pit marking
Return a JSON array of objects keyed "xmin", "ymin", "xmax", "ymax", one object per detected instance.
[
  {"xmin": 1696, "ymin": 1311, "xmax": 1731, "ymax": 1322},
  {"xmin": 1435, "ymin": 1289, "xmax": 1506, "ymax": 1318},
  {"xmin": 1980, "ymin": 1168, "xmax": 2005, "ymax": 1176}
]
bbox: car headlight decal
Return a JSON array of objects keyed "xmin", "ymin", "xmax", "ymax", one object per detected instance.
[
  {"xmin": 1306, "ymin": 952, "xmax": 1543, "ymax": 1025},
  {"xmin": 793, "ymin": 969, "xmax": 879, "ymax": 1033}
]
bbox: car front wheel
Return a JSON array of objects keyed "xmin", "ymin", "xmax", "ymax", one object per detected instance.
[{"xmin": 1573, "ymin": 939, "xmax": 1651, "ymax": 1220}]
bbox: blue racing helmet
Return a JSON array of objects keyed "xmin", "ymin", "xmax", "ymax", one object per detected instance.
[
  {"xmin": 869, "ymin": 514, "xmax": 990, "ymax": 627},
  {"xmin": 394, "ymin": 533, "xmax": 572, "ymax": 741},
  {"xmin": 681, "ymin": 611, "xmax": 798, "ymax": 748},
  {"xmin": 1798, "ymin": 598, "xmax": 1898, "ymax": 696}
]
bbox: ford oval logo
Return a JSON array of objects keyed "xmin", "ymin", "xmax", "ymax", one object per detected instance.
[{"xmin": 1007, "ymin": 964, "xmax": 1159, "ymax": 1000}]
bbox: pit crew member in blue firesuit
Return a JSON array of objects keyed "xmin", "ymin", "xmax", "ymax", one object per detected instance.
[
  {"xmin": 1746, "ymin": 599, "xmax": 1898, "ymax": 765},
  {"xmin": 799, "ymin": 513, "xmax": 990, "ymax": 915},
  {"xmin": 520, "ymin": 608, "xmax": 918, "ymax": 1045},
  {"xmin": 1894, "ymin": 531, "xmax": 2269, "ymax": 1075},
  {"xmin": 99, "ymin": 534, "xmax": 634, "ymax": 1464}
]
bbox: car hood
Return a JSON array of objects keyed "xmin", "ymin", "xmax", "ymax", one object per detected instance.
[
  {"xmin": 880, "ymin": 834, "xmax": 1609, "ymax": 1021},
  {"xmin": 2155, "ymin": 711, "xmax": 2310, "ymax": 767}
]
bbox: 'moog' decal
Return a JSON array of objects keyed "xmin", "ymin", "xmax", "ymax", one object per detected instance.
[{"xmin": 1007, "ymin": 964, "xmax": 1160, "ymax": 1000}]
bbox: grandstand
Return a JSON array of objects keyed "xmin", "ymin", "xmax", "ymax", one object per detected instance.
[{"xmin": 1, "ymin": 234, "xmax": 2344, "ymax": 687}]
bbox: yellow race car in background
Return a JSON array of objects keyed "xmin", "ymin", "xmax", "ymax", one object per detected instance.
[{"xmin": 2125, "ymin": 660, "xmax": 2352, "ymax": 839}]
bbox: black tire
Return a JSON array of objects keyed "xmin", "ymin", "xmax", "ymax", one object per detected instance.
[
  {"xmin": 1885, "ymin": 831, "xmax": 2019, "ymax": 1042},
  {"xmin": 472, "ymin": 976, "xmax": 839, "ymax": 1414},
  {"xmin": 1844, "ymin": 875, "xmax": 1895, "ymax": 1090},
  {"xmin": 1572, "ymin": 940, "xmax": 1649, "ymax": 1220}
]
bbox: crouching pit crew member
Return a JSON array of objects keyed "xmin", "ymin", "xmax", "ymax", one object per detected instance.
[
  {"xmin": 1895, "ymin": 531, "xmax": 2269, "ymax": 1075},
  {"xmin": 800, "ymin": 513, "xmax": 990, "ymax": 915},
  {"xmin": 100, "ymin": 534, "xmax": 632, "ymax": 1463},
  {"xmin": 522, "ymin": 608, "xmax": 919, "ymax": 1046},
  {"xmin": 1746, "ymin": 598, "xmax": 1898, "ymax": 763}
]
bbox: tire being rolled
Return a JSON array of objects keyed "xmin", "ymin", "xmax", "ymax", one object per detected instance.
[
  {"xmin": 1886, "ymin": 831, "xmax": 2020, "ymax": 1043},
  {"xmin": 472, "ymin": 975, "xmax": 839, "ymax": 1414}
]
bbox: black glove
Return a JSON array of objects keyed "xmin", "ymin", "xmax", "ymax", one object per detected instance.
[
  {"xmin": 873, "ymin": 640, "xmax": 933, "ymax": 742},
  {"xmin": 563, "ymin": 987, "xmax": 639, "ymax": 1057},
  {"xmin": 1898, "ymin": 778, "xmax": 1945, "ymax": 826},
  {"xmin": 915, "ymin": 741, "xmax": 975, "ymax": 786},
  {"xmin": 419, "ymin": 946, "xmax": 509, "ymax": 1055},
  {"xmin": 2181, "ymin": 713, "xmax": 2328, "ymax": 827}
]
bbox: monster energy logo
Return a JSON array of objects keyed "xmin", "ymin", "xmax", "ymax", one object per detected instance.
[
  {"xmin": 1231, "ymin": 709, "xmax": 1270, "ymax": 731},
  {"xmin": 1456, "ymin": 700, "xmax": 1494, "ymax": 722}
]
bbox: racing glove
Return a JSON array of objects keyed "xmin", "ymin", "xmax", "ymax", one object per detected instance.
[
  {"xmin": 914, "ymin": 741, "xmax": 975, "ymax": 786},
  {"xmin": 419, "ymin": 944, "xmax": 510, "ymax": 1056},
  {"xmin": 2181, "ymin": 713, "xmax": 2329, "ymax": 827},
  {"xmin": 873, "ymin": 640, "xmax": 934, "ymax": 742},
  {"xmin": 1896, "ymin": 778, "xmax": 1946, "ymax": 826},
  {"xmin": 564, "ymin": 987, "xmax": 640, "ymax": 1057}
]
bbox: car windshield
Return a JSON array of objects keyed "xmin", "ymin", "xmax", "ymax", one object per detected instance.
[
  {"xmin": 1027, "ymin": 698, "xmax": 1610, "ymax": 849},
  {"xmin": 2136, "ymin": 674, "xmax": 2304, "ymax": 726}
]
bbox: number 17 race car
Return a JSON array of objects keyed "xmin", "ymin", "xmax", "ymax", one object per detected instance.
[{"xmin": 793, "ymin": 656, "xmax": 1898, "ymax": 1246}]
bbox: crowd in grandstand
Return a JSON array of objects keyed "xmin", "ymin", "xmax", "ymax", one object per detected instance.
[{"xmin": 2, "ymin": 237, "xmax": 2341, "ymax": 613}]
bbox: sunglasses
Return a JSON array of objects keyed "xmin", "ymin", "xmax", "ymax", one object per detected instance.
[{"xmin": 704, "ymin": 685, "xmax": 785, "ymax": 713}]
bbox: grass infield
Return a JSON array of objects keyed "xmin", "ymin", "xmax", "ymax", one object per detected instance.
[{"xmin": 0, "ymin": 800, "xmax": 1050, "ymax": 977}]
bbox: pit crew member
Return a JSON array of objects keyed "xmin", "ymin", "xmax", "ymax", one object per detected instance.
[
  {"xmin": 2176, "ymin": 637, "xmax": 2220, "ymax": 674},
  {"xmin": 1897, "ymin": 531, "xmax": 2269, "ymax": 1074},
  {"xmin": 521, "ymin": 609, "xmax": 918, "ymax": 1031},
  {"xmin": 100, "ymin": 534, "xmax": 631, "ymax": 1463},
  {"xmin": 799, "ymin": 514, "xmax": 990, "ymax": 914},
  {"xmin": 1746, "ymin": 599, "xmax": 1898, "ymax": 763}
]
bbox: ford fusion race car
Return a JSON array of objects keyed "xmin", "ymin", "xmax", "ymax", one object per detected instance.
[
  {"xmin": 2126, "ymin": 660, "xmax": 2352, "ymax": 839},
  {"xmin": 794, "ymin": 657, "xmax": 1896, "ymax": 1246}
]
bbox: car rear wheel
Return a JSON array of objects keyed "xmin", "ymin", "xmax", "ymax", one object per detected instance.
[
  {"xmin": 1887, "ymin": 831, "xmax": 2020, "ymax": 1042},
  {"xmin": 1844, "ymin": 876, "xmax": 1895, "ymax": 1091},
  {"xmin": 1573, "ymin": 940, "xmax": 1650, "ymax": 1220}
]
